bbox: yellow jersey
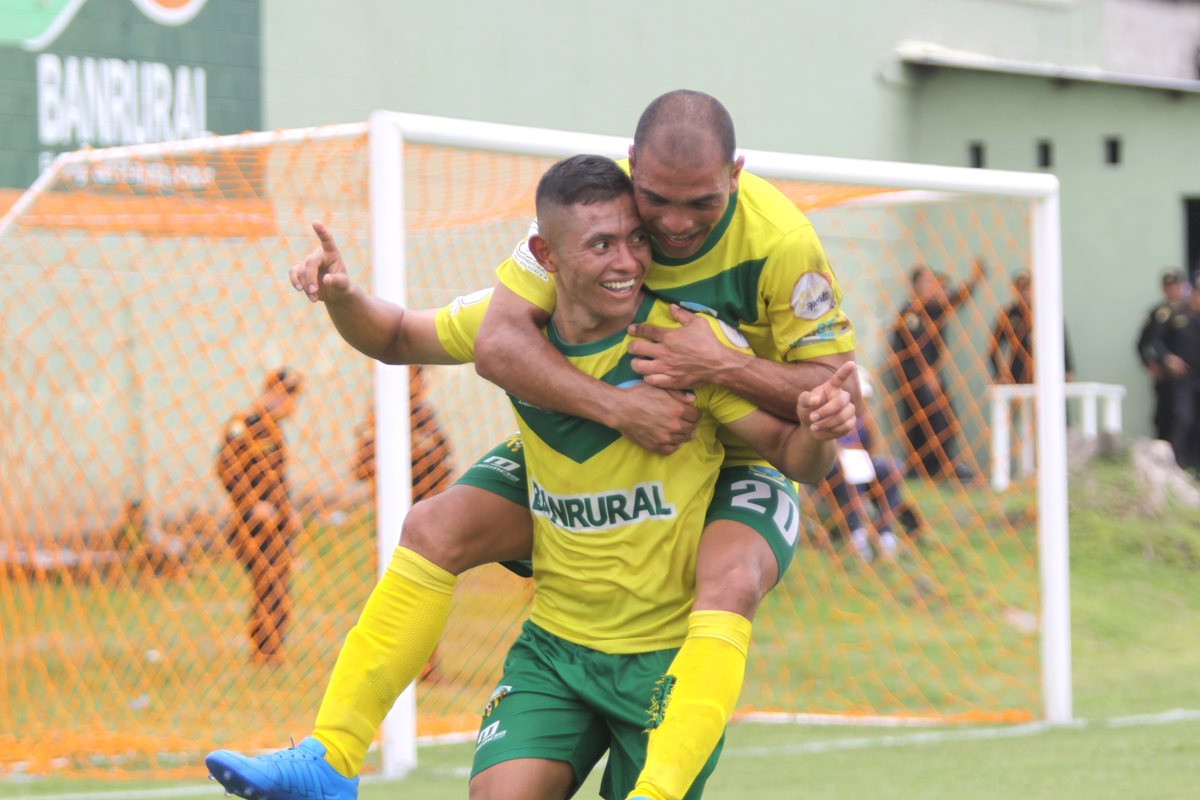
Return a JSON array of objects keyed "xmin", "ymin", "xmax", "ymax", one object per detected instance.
[{"xmin": 516, "ymin": 295, "xmax": 756, "ymax": 654}]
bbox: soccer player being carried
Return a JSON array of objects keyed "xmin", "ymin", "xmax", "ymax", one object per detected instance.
[
  {"xmin": 473, "ymin": 154, "xmax": 849, "ymax": 798},
  {"xmin": 207, "ymin": 90, "xmax": 858, "ymax": 800}
]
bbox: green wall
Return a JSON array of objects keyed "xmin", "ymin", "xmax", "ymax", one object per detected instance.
[
  {"xmin": 262, "ymin": 0, "xmax": 1197, "ymax": 436},
  {"xmin": 908, "ymin": 68, "xmax": 1200, "ymax": 434},
  {"xmin": 261, "ymin": 0, "xmax": 915, "ymax": 157}
]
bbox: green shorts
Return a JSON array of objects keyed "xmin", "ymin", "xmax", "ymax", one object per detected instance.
[
  {"xmin": 470, "ymin": 620, "xmax": 723, "ymax": 800},
  {"xmin": 705, "ymin": 464, "xmax": 802, "ymax": 582},
  {"xmin": 454, "ymin": 434, "xmax": 532, "ymax": 577},
  {"xmin": 457, "ymin": 437, "xmax": 802, "ymax": 581}
]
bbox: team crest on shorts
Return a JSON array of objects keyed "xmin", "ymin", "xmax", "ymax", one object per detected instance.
[{"xmin": 483, "ymin": 684, "xmax": 512, "ymax": 718}]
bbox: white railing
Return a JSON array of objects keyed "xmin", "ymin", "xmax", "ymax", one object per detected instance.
[{"xmin": 988, "ymin": 381, "xmax": 1127, "ymax": 492}]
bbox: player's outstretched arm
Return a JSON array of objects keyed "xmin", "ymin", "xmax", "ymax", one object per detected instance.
[
  {"xmin": 474, "ymin": 285, "xmax": 701, "ymax": 455},
  {"xmin": 725, "ymin": 361, "xmax": 856, "ymax": 483},
  {"xmin": 289, "ymin": 221, "xmax": 458, "ymax": 365}
]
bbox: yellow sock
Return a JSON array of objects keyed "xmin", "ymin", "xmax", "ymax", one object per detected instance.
[
  {"xmin": 628, "ymin": 610, "xmax": 752, "ymax": 800},
  {"xmin": 311, "ymin": 546, "xmax": 455, "ymax": 777}
]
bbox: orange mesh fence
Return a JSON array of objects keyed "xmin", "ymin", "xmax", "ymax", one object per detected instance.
[{"xmin": 0, "ymin": 127, "xmax": 1044, "ymax": 779}]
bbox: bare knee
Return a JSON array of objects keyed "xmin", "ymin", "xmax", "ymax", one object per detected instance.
[
  {"xmin": 400, "ymin": 495, "xmax": 475, "ymax": 574},
  {"xmin": 400, "ymin": 486, "xmax": 533, "ymax": 574},
  {"xmin": 694, "ymin": 562, "xmax": 770, "ymax": 618},
  {"xmin": 693, "ymin": 524, "xmax": 779, "ymax": 620}
]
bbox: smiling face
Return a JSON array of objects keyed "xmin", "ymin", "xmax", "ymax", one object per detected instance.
[
  {"xmin": 531, "ymin": 191, "xmax": 651, "ymax": 343},
  {"xmin": 629, "ymin": 139, "xmax": 742, "ymax": 261}
]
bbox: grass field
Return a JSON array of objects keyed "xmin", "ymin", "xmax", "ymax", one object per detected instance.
[{"xmin": 4, "ymin": 455, "xmax": 1200, "ymax": 798}]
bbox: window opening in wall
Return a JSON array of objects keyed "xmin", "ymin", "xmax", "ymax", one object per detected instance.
[
  {"xmin": 969, "ymin": 141, "xmax": 985, "ymax": 168},
  {"xmin": 1104, "ymin": 136, "xmax": 1122, "ymax": 166},
  {"xmin": 1036, "ymin": 139, "xmax": 1053, "ymax": 169},
  {"xmin": 1185, "ymin": 198, "xmax": 1200, "ymax": 281}
]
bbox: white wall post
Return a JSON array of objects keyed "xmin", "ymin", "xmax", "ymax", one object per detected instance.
[
  {"xmin": 1080, "ymin": 386, "xmax": 1098, "ymax": 440},
  {"xmin": 1102, "ymin": 391, "xmax": 1124, "ymax": 435},
  {"xmin": 1019, "ymin": 395, "xmax": 1036, "ymax": 479},
  {"xmin": 990, "ymin": 390, "xmax": 1011, "ymax": 491}
]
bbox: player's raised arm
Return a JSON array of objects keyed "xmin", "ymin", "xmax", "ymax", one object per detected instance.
[
  {"xmin": 723, "ymin": 361, "xmax": 857, "ymax": 484},
  {"xmin": 475, "ymin": 283, "xmax": 701, "ymax": 455},
  {"xmin": 289, "ymin": 221, "xmax": 458, "ymax": 365}
]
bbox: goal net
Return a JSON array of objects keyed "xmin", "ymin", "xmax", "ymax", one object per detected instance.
[{"xmin": 0, "ymin": 111, "xmax": 1067, "ymax": 780}]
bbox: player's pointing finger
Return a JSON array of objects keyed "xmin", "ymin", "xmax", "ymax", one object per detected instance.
[
  {"xmin": 827, "ymin": 361, "xmax": 857, "ymax": 390},
  {"xmin": 312, "ymin": 220, "xmax": 340, "ymax": 255}
]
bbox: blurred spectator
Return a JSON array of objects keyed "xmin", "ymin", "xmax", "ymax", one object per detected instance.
[
  {"xmin": 109, "ymin": 498, "xmax": 188, "ymax": 580},
  {"xmin": 352, "ymin": 366, "xmax": 454, "ymax": 502},
  {"xmin": 821, "ymin": 367, "xmax": 926, "ymax": 562},
  {"xmin": 215, "ymin": 368, "xmax": 303, "ymax": 664},
  {"xmin": 1143, "ymin": 277, "xmax": 1200, "ymax": 471},
  {"xmin": 1136, "ymin": 269, "xmax": 1188, "ymax": 440},
  {"xmin": 988, "ymin": 271, "xmax": 1075, "ymax": 385},
  {"xmin": 888, "ymin": 259, "xmax": 985, "ymax": 482}
]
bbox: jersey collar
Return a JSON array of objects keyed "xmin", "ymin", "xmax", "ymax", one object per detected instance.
[{"xmin": 547, "ymin": 293, "xmax": 656, "ymax": 356}]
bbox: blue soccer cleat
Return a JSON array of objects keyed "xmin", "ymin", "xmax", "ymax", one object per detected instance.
[{"xmin": 205, "ymin": 737, "xmax": 359, "ymax": 800}]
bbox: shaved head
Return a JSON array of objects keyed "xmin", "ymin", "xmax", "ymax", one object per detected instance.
[{"xmin": 633, "ymin": 90, "xmax": 737, "ymax": 168}]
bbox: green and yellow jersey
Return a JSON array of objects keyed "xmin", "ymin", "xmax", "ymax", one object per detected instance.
[{"xmin": 517, "ymin": 294, "xmax": 756, "ymax": 654}]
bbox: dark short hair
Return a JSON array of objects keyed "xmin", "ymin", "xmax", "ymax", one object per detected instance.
[
  {"xmin": 1162, "ymin": 268, "xmax": 1184, "ymax": 287},
  {"xmin": 535, "ymin": 155, "xmax": 634, "ymax": 218},
  {"xmin": 633, "ymin": 90, "xmax": 737, "ymax": 165}
]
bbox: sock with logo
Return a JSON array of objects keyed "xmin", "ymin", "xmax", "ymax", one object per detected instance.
[
  {"xmin": 627, "ymin": 610, "xmax": 752, "ymax": 800},
  {"xmin": 312, "ymin": 546, "xmax": 456, "ymax": 777}
]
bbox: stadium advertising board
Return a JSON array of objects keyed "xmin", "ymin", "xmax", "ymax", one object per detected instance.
[{"xmin": 0, "ymin": 0, "xmax": 263, "ymax": 231}]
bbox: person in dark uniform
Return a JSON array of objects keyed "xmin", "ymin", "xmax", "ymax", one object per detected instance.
[
  {"xmin": 989, "ymin": 272, "xmax": 1076, "ymax": 385},
  {"xmin": 1136, "ymin": 269, "xmax": 1187, "ymax": 441},
  {"xmin": 216, "ymin": 368, "xmax": 303, "ymax": 664},
  {"xmin": 888, "ymin": 259, "xmax": 985, "ymax": 481},
  {"xmin": 352, "ymin": 365, "xmax": 454, "ymax": 502},
  {"xmin": 1144, "ymin": 278, "xmax": 1200, "ymax": 471}
]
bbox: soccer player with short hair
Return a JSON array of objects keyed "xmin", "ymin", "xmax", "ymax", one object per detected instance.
[
  {"xmin": 206, "ymin": 90, "xmax": 857, "ymax": 800},
  {"xmin": 464, "ymin": 153, "xmax": 848, "ymax": 799}
]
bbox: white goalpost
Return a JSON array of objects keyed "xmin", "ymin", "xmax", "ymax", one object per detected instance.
[
  {"xmin": 366, "ymin": 109, "xmax": 1069, "ymax": 775},
  {"xmin": 0, "ymin": 109, "xmax": 1067, "ymax": 782}
]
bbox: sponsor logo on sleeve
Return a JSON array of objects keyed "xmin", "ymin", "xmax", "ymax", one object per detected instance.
[
  {"xmin": 512, "ymin": 219, "xmax": 548, "ymax": 281},
  {"xmin": 789, "ymin": 272, "xmax": 836, "ymax": 320},
  {"xmin": 448, "ymin": 287, "xmax": 492, "ymax": 316},
  {"xmin": 788, "ymin": 318, "xmax": 851, "ymax": 350}
]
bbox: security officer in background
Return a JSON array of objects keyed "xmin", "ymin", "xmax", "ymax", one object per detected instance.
[
  {"xmin": 216, "ymin": 368, "xmax": 303, "ymax": 664},
  {"xmin": 1136, "ymin": 269, "xmax": 1187, "ymax": 441},
  {"xmin": 352, "ymin": 365, "xmax": 454, "ymax": 502},
  {"xmin": 1144, "ymin": 277, "xmax": 1200, "ymax": 472},
  {"xmin": 888, "ymin": 259, "xmax": 985, "ymax": 482}
]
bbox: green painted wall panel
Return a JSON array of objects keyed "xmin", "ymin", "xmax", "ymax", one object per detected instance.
[{"xmin": 909, "ymin": 68, "xmax": 1200, "ymax": 434}]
